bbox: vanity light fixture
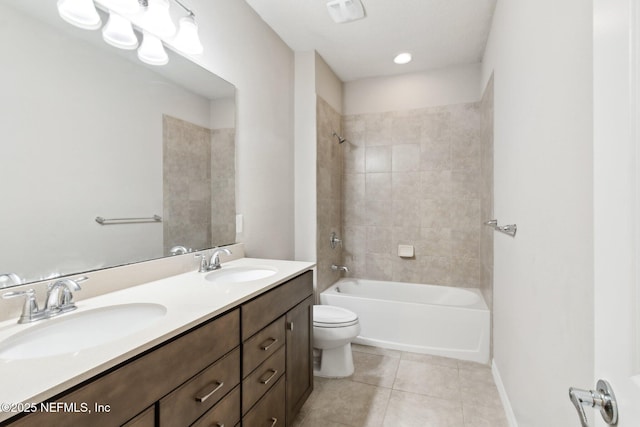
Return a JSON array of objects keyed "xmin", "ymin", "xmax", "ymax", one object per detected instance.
[
  {"xmin": 393, "ymin": 52, "xmax": 412, "ymax": 65},
  {"xmin": 57, "ymin": 0, "xmax": 102, "ymax": 30},
  {"xmin": 137, "ymin": 31, "xmax": 169, "ymax": 65},
  {"xmin": 172, "ymin": 15, "xmax": 203, "ymax": 55},
  {"xmin": 102, "ymin": 11, "xmax": 139, "ymax": 50},
  {"xmin": 56, "ymin": 0, "xmax": 204, "ymax": 66}
]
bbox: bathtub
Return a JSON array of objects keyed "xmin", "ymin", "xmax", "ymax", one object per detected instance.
[{"xmin": 320, "ymin": 278, "xmax": 490, "ymax": 364}]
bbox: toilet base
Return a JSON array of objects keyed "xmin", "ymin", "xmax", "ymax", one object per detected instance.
[{"xmin": 313, "ymin": 343, "xmax": 355, "ymax": 378}]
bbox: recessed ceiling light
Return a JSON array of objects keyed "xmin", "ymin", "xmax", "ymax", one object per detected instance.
[{"xmin": 394, "ymin": 52, "xmax": 412, "ymax": 65}]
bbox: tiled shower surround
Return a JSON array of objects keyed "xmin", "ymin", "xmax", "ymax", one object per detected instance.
[
  {"xmin": 163, "ymin": 115, "xmax": 236, "ymax": 255},
  {"xmin": 316, "ymin": 97, "xmax": 343, "ymax": 294},
  {"xmin": 340, "ymin": 97, "xmax": 492, "ymax": 290}
]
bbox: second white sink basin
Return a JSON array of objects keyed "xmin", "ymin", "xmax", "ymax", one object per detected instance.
[
  {"xmin": 205, "ymin": 266, "xmax": 278, "ymax": 284},
  {"xmin": 0, "ymin": 303, "xmax": 167, "ymax": 360}
]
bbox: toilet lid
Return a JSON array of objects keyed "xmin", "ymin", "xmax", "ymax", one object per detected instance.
[{"xmin": 313, "ymin": 305, "xmax": 358, "ymax": 327}]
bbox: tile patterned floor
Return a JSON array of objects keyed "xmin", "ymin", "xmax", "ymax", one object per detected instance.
[{"xmin": 292, "ymin": 344, "xmax": 509, "ymax": 427}]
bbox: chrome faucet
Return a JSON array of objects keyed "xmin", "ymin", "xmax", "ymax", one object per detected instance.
[
  {"xmin": 1, "ymin": 276, "xmax": 86, "ymax": 324},
  {"xmin": 331, "ymin": 264, "xmax": 349, "ymax": 273},
  {"xmin": 197, "ymin": 248, "xmax": 232, "ymax": 273},
  {"xmin": 45, "ymin": 278, "xmax": 84, "ymax": 314}
]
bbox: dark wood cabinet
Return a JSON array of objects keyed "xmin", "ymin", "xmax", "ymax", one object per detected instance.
[
  {"xmin": 1, "ymin": 269, "xmax": 313, "ymax": 427},
  {"xmin": 240, "ymin": 270, "xmax": 314, "ymax": 426},
  {"xmin": 285, "ymin": 295, "xmax": 314, "ymax": 424}
]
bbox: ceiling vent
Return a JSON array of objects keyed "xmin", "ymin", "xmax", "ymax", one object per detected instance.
[{"xmin": 326, "ymin": 0, "xmax": 365, "ymax": 24}]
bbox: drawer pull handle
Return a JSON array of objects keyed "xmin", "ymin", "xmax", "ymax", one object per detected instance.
[
  {"xmin": 195, "ymin": 381, "xmax": 224, "ymax": 402},
  {"xmin": 259, "ymin": 369, "xmax": 279, "ymax": 385},
  {"xmin": 215, "ymin": 424, "xmax": 225, "ymax": 427},
  {"xmin": 287, "ymin": 322, "xmax": 294, "ymax": 331},
  {"xmin": 260, "ymin": 337, "xmax": 278, "ymax": 351},
  {"xmin": 270, "ymin": 417, "xmax": 278, "ymax": 427}
]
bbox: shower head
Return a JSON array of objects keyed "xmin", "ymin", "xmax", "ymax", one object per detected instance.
[{"xmin": 332, "ymin": 131, "xmax": 346, "ymax": 144}]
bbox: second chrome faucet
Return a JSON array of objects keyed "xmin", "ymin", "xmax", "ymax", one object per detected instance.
[{"xmin": 197, "ymin": 248, "xmax": 232, "ymax": 273}]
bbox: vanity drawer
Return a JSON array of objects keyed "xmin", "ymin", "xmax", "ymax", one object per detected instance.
[
  {"xmin": 243, "ymin": 316, "xmax": 285, "ymax": 376},
  {"xmin": 190, "ymin": 385, "xmax": 241, "ymax": 427},
  {"xmin": 159, "ymin": 347, "xmax": 240, "ymax": 426},
  {"xmin": 4, "ymin": 309, "xmax": 240, "ymax": 427},
  {"xmin": 242, "ymin": 376, "xmax": 286, "ymax": 427},
  {"xmin": 122, "ymin": 405, "xmax": 155, "ymax": 427},
  {"xmin": 241, "ymin": 271, "xmax": 313, "ymax": 339},
  {"xmin": 242, "ymin": 345, "xmax": 286, "ymax": 414}
]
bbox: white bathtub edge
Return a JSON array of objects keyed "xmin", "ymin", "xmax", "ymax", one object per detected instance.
[{"xmin": 492, "ymin": 359, "xmax": 519, "ymax": 427}]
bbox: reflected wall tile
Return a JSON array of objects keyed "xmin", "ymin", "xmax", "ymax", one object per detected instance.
[
  {"xmin": 343, "ymin": 173, "xmax": 365, "ymax": 203},
  {"xmin": 392, "ymin": 172, "xmax": 421, "ymax": 200},
  {"xmin": 344, "ymin": 143, "xmax": 365, "ymax": 173},
  {"xmin": 420, "ymin": 139, "xmax": 452, "ymax": 171},
  {"xmin": 366, "ymin": 146, "xmax": 392, "ymax": 172},
  {"xmin": 391, "ymin": 111, "xmax": 422, "ymax": 145},
  {"xmin": 366, "ymin": 173, "xmax": 392, "ymax": 201},
  {"xmin": 392, "ymin": 144, "xmax": 420, "ymax": 172},
  {"xmin": 365, "ymin": 113, "xmax": 393, "ymax": 146}
]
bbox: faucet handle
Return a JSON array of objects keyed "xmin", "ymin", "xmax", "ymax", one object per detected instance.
[
  {"xmin": 2, "ymin": 289, "xmax": 42, "ymax": 324},
  {"xmin": 195, "ymin": 253, "xmax": 209, "ymax": 273}
]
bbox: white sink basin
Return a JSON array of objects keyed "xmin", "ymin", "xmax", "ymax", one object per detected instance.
[
  {"xmin": 0, "ymin": 303, "xmax": 167, "ymax": 360},
  {"xmin": 205, "ymin": 266, "xmax": 278, "ymax": 284}
]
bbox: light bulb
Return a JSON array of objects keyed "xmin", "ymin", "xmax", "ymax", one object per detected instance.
[
  {"xmin": 100, "ymin": 0, "xmax": 141, "ymax": 14},
  {"xmin": 102, "ymin": 11, "xmax": 139, "ymax": 50},
  {"xmin": 172, "ymin": 16, "xmax": 203, "ymax": 55},
  {"xmin": 57, "ymin": 0, "xmax": 102, "ymax": 30},
  {"xmin": 137, "ymin": 32, "xmax": 169, "ymax": 66},
  {"xmin": 141, "ymin": 0, "xmax": 176, "ymax": 38}
]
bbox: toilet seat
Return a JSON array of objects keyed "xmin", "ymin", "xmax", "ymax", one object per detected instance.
[{"xmin": 313, "ymin": 305, "xmax": 359, "ymax": 328}]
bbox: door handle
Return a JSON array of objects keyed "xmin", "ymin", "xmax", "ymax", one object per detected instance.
[{"xmin": 568, "ymin": 379, "xmax": 618, "ymax": 427}]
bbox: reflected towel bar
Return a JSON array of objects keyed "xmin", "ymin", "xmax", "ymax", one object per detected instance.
[
  {"xmin": 95, "ymin": 215, "xmax": 162, "ymax": 225},
  {"xmin": 485, "ymin": 219, "xmax": 517, "ymax": 237}
]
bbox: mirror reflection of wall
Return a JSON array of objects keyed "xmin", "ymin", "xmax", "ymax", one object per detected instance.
[
  {"xmin": 0, "ymin": 1, "xmax": 236, "ymax": 286},
  {"xmin": 162, "ymin": 115, "xmax": 235, "ymax": 254}
]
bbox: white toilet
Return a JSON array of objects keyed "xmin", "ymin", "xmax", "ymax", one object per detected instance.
[{"xmin": 313, "ymin": 305, "xmax": 360, "ymax": 378}]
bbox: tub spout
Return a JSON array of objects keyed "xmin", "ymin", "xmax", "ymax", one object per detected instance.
[{"xmin": 331, "ymin": 264, "xmax": 349, "ymax": 273}]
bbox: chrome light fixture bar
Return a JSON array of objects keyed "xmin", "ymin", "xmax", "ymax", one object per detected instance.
[{"xmin": 56, "ymin": 0, "xmax": 204, "ymax": 66}]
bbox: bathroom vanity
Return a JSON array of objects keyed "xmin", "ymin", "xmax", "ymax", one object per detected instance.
[{"xmin": 0, "ymin": 259, "xmax": 314, "ymax": 427}]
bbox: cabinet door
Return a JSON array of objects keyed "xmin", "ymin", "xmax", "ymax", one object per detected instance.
[{"xmin": 285, "ymin": 295, "xmax": 314, "ymax": 425}]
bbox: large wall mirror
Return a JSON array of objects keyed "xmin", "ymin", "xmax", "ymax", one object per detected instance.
[{"xmin": 1, "ymin": 0, "xmax": 236, "ymax": 288}]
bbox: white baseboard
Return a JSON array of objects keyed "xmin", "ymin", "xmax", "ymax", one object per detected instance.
[{"xmin": 492, "ymin": 359, "xmax": 518, "ymax": 427}]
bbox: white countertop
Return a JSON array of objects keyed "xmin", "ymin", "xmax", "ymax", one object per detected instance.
[{"xmin": 0, "ymin": 257, "xmax": 315, "ymax": 423}]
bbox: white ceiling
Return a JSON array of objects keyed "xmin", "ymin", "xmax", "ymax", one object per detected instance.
[{"xmin": 244, "ymin": 0, "xmax": 497, "ymax": 82}]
